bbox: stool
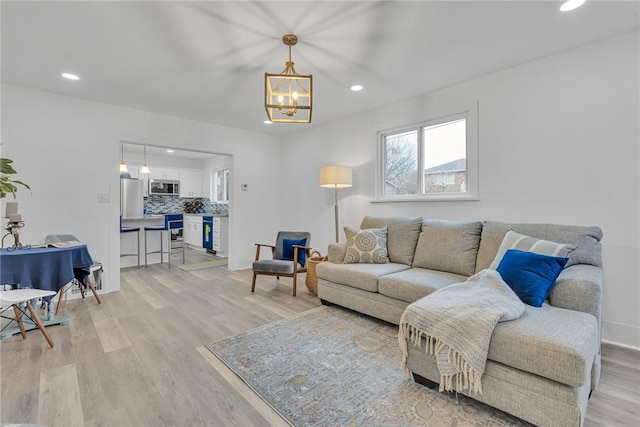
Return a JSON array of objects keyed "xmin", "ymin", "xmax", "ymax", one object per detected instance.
[
  {"xmin": 120, "ymin": 216, "xmax": 141, "ymax": 268},
  {"xmin": 0, "ymin": 289, "xmax": 57, "ymax": 348},
  {"xmin": 144, "ymin": 214, "xmax": 184, "ymax": 268}
]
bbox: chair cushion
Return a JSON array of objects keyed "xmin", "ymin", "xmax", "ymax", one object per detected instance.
[
  {"xmin": 253, "ymin": 260, "xmax": 296, "ymax": 275},
  {"xmin": 412, "ymin": 220, "xmax": 482, "ymax": 276},
  {"xmin": 360, "ymin": 216, "xmax": 422, "ymax": 265},
  {"xmin": 488, "ymin": 304, "xmax": 599, "ymax": 387},
  {"xmin": 496, "ymin": 249, "xmax": 569, "ymax": 307},
  {"xmin": 282, "ymin": 238, "xmax": 307, "ymax": 266},
  {"xmin": 316, "ymin": 262, "xmax": 410, "ymax": 292},
  {"xmin": 378, "ymin": 268, "xmax": 468, "ymax": 303}
]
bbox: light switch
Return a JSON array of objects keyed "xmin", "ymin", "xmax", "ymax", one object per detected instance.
[
  {"xmin": 241, "ymin": 184, "xmax": 249, "ymax": 191},
  {"xmin": 97, "ymin": 193, "xmax": 110, "ymax": 203}
]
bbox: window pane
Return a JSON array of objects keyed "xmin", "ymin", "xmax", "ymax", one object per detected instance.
[
  {"xmin": 423, "ymin": 119, "xmax": 466, "ymax": 194},
  {"xmin": 384, "ymin": 130, "xmax": 418, "ymax": 195}
]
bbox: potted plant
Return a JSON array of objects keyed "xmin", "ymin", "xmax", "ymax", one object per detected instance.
[{"xmin": 1, "ymin": 157, "xmax": 31, "ymax": 198}]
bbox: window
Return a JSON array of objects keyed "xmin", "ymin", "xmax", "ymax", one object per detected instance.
[
  {"xmin": 212, "ymin": 168, "xmax": 230, "ymax": 203},
  {"xmin": 377, "ymin": 102, "xmax": 478, "ymax": 201}
]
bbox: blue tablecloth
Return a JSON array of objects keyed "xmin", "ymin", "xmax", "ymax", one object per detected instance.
[{"xmin": 0, "ymin": 245, "xmax": 94, "ymax": 292}]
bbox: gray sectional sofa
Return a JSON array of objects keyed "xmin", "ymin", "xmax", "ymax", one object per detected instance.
[{"xmin": 316, "ymin": 216, "xmax": 603, "ymax": 427}]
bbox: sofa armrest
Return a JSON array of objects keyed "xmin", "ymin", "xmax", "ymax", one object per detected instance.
[
  {"xmin": 327, "ymin": 242, "xmax": 347, "ymax": 263},
  {"xmin": 549, "ymin": 264, "xmax": 603, "ymax": 321}
]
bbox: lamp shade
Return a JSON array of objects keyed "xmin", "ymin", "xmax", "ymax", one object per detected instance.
[{"xmin": 320, "ymin": 166, "xmax": 353, "ymax": 188}]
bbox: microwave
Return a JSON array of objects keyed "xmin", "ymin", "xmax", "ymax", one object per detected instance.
[{"xmin": 149, "ymin": 179, "xmax": 180, "ymax": 196}]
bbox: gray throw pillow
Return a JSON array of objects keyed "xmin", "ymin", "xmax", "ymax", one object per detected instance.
[
  {"xmin": 489, "ymin": 230, "xmax": 577, "ymax": 270},
  {"xmin": 343, "ymin": 227, "xmax": 389, "ymax": 264}
]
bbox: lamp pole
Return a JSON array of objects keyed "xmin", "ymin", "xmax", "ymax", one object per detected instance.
[{"xmin": 333, "ymin": 185, "xmax": 339, "ymax": 243}]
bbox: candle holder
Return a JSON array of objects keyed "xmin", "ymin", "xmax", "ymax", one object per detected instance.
[{"xmin": 2, "ymin": 221, "xmax": 26, "ymax": 250}]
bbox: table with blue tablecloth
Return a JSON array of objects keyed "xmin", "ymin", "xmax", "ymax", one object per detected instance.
[{"xmin": 0, "ymin": 245, "xmax": 94, "ymax": 339}]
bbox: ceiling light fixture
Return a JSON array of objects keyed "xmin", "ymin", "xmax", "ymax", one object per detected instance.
[
  {"xmin": 166, "ymin": 149, "xmax": 174, "ymax": 153},
  {"xmin": 140, "ymin": 146, "xmax": 150, "ymax": 174},
  {"xmin": 560, "ymin": 0, "xmax": 586, "ymax": 12},
  {"xmin": 265, "ymin": 34, "xmax": 313, "ymax": 123},
  {"xmin": 119, "ymin": 143, "xmax": 128, "ymax": 173},
  {"xmin": 61, "ymin": 72, "xmax": 80, "ymax": 80},
  {"xmin": 350, "ymin": 84, "xmax": 364, "ymax": 92}
]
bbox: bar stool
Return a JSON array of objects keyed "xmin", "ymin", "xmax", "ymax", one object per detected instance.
[
  {"xmin": 144, "ymin": 213, "xmax": 184, "ymax": 268},
  {"xmin": 120, "ymin": 216, "xmax": 140, "ymax": 268}
]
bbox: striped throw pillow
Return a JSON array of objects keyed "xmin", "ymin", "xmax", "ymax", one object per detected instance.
[{"xmin": 489, "ymin": 230, "xmax": 577, "ymax": 270}]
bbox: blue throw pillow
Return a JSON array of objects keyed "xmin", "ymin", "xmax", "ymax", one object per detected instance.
[
  {"xmin": 496, "ymin": 249, "xmax": 569, "ymax": 307},
  {"xmin": 282, "ymin": 238, "xmax": 307, "ymax": 266}
]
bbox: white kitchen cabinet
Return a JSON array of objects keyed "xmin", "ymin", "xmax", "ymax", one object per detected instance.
[
  {"xmin": 183, "ymin": 215, "xmax": 204, "ymax": 249},
  {"xmin": 179, "ymin": 169, "xmax": 202, "ymax": 198},
  {"xmin": 212, "ymin": 216, "xmax": 228, "ymax": 256},
  {"xmin": 150, "ymin": 167, "xmax": 179, "ymax": 181}
]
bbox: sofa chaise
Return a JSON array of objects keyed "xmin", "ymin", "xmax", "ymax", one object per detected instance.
[{"xmin": 316, "ymin": 216, "xmax": 603, "ymax": 427}]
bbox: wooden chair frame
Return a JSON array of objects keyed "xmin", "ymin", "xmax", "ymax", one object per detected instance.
[{"xmin": 251, "ymin": 243, "xmax": 311, "ymax": 297}]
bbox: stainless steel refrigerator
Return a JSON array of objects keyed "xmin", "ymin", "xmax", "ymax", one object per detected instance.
[{"xmin": 121, "ymin": 178, "xmax": 144, "ymax": 219}]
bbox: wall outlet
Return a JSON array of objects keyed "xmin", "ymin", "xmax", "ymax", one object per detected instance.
[{"xmin": 97, "ymin": 193, "xmax": 110, "ymax": 203}]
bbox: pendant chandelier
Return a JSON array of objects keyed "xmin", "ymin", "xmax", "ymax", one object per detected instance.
[{"xmin": 264, "ymin": 34, "xmax": 312, "ymax": 123}]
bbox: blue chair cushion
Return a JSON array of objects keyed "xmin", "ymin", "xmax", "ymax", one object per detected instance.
[
  {"xmin": 496, "ymin": 249, "xmax": 569, "ymax": 307},
  {"xmin": 282, "ymin": 238, "xmax": 307, "ymax": 266}
]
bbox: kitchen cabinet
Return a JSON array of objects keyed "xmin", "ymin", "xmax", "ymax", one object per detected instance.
[
  {"xmin": 183, "ymin": 215, "xmax": 204, "ymax": 249},
  {"xmin": 179, "ymin": 169, "xmax": 202, "ymax": 198},
  {"xmin": 150, "ymin": 167, "xmax": 179, "ymax": 181},
  {"xmin": 212, "ymin": 216, "xmax": 228, "ymax": 256}
]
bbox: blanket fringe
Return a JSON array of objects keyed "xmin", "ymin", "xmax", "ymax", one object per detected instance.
[{"xmin": 399, "ymin": 322, "xmax": 483, "ymax": 395}]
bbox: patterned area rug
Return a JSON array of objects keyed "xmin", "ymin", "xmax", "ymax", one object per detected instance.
[{"xmin": 206, "ymin": 305, "xmax": 530, "ymax": 426}]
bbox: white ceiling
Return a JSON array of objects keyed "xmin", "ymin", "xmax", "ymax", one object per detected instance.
[{"xmin": 2, "ymin": 1, "xmax": 638, "ymax": 136}]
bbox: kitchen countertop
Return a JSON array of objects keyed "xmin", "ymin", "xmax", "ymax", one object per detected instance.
[{"xmin": 122, "ymin": 213, "xmax": 228, "ymax": 220}]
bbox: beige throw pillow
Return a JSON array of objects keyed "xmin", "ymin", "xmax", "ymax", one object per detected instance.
[
  {"xmin": 489, "ymin": 230, "xmax": 577, "ymax": 270},
  {"xmin": 343, "ymin": 227, "xmax": 389, "ymax": 264}
]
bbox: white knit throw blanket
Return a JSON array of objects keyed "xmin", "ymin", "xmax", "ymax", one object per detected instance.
[{"xmin": 398, "ymin": 269, "xmax": 525, "ymax": 395}]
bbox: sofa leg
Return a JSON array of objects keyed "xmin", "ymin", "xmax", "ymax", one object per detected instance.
[
  {"xmin": 320, "ymin": 299, "xmax": 332, "ymax": 306},
  {"xmin": 413, "ymin": 373, "xmax": 439, "ymax": 390}
]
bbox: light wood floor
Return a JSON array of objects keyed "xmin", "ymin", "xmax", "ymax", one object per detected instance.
[{"xmin": 1, "ymin": 250, "xmax": 638, "ymax": 426}]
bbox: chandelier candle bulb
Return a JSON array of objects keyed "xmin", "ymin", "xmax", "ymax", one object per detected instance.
[{"xmin": 5, "ymin": 202, "xmax": 18, "ymax": 217}]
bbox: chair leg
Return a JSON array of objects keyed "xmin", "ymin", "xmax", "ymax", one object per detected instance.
[
  {"xmin": 26, "ymin": 303, "xmax": 54, "ymax": 348},
  {"xmin": 144, "ymin": 230, "xmax": 148, "ymax": 267},
  {"xmin": 251, "ymin": 272, "xmax": 257, "ymax": 292},
  {"xmin": 87, "ymin": 276, "xmax": 102, "ymax": 305},
  {"xmin": 136, "ymin": 229, "xmax": 140, "ymax": 269},
  {"xmin": 55, "ymin": 286, "xmax": 67, "ymax": 315},
  {"xmin": 12, "ymin": 305, "xmax": 27, "ymax": 339},
  {"xmin": 79, "ymin": 280, "xmax": 86, "ymax": 299},
  {"xmin": 292, "ymin": 274, "xmax": 297, "ymax": 297},
  {"xmin": 167, "ymin": 230, "xmax": 171, "ymax": 269}
]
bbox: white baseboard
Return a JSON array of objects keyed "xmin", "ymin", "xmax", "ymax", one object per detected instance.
[{"xmin": 601, "ymin": 319, "xmax": 640, "ymax": 350}]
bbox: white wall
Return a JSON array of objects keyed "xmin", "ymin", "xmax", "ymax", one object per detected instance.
[
  {"xmin": 1, "ymin": 84, "xmax": 282, "ymax": 292},
  {"xmin": 279, "ymin": 32, "xmax": 640, "ymax": 349}
]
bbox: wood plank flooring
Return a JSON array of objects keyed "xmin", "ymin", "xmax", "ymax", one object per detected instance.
[{"xmin": 1, "ymin": 249, "xmax": 638, "ymax": 426}]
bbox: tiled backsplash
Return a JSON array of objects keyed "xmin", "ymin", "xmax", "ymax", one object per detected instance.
[{"xmin": 145, "ymin": 195, "xmax": 229, "ymax": 215}]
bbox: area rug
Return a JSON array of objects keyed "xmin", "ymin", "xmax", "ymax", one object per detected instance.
[
  {"xmin": 178, "ymin": 258, "xmax": 227, "ymax": 271},
  {"xmin": 206, "ymin": 305, "xmax": 531, "ymax": 426}
]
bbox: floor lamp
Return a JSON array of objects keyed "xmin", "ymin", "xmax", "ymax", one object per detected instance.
[{"xmin": 320, "ymin": 166, "xmax": 353, "ymax": 243}]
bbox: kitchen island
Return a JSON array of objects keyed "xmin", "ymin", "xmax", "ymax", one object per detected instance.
[{"xmin": 120, "ymin": 215, "xmax": 166, "ymax": 268}]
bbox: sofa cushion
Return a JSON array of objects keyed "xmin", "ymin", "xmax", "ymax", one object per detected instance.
[
  {"xmin": 488, "ymin": 230, "xmax": 576, "ymax": 270},
  {"xmin": 360, "ymin": 216, "xmax": 422, "ymax": 265},
  {"xmin": 496, "ymin": 249, "xmax": 569, "ymax": 307},
  {"xmin": 343, "ymin": 227, "xmax": 389, "ymax": 264},
  {"xmin": 476, "ymin": 221, "xmax": 603, "ymax": 272},
  {"xmin": 412, "ymin": 219, "xmax": 482, "ymax": 276},
  {"xmin": 488, "ymin": 304, "xmax": 599, "ymax": 387},
  {"xmin": 378, "ymin": 268, "xmax": 468, "ymax": 303},
  {"xmin": 315, "ymin": 262, "xmax": 410, "ymax": 292}
]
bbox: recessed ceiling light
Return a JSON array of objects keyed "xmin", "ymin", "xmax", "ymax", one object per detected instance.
[
  {"xmin": 560, "ymin": 0, "xmax": 586, "ymax": 12},
  {"xmin": 350, "ymin": 84, "xmax": 364, "ymax": 92},
  {"xmin": 61, "ymin": 72, "xmax": 80, "ymax": 80},
  {"xmin": 166, "ymin": 149, "xmax": 174, "ymax": 153},
  {"xmin": 264, "ymin": 120, "xmax": 273, "ymax": 124}
]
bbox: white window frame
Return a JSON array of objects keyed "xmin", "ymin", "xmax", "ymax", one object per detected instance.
[
  {"xmin": 212, "ymin": 168, "xmax": 230, "ymax": 204},
  {"xmin": 375, "ymin": 100, "xmax": 479, "ymax": 202}
]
